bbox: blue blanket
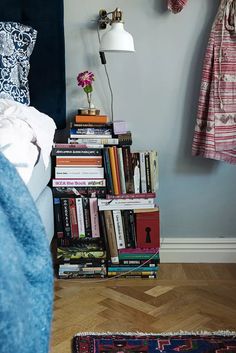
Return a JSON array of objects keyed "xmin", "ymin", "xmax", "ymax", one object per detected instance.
[{"xmin": 0, "ymin": 152, "xmax": 53, "ymax": 353}]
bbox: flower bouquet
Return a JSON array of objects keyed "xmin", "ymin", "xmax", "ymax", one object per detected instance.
[{"xmin": 77, "ymin": 70, "xmax": 100, "ymax": 115}]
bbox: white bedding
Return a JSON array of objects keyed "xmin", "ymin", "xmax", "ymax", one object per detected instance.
[{"xmin": 0, "ymin": 99, "xmax": 56, "ymax": 183}]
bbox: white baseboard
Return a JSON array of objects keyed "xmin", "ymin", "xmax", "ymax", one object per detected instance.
[{"xmin": 160, "ymin": 237, "xmax": 236, "ymax": 263}]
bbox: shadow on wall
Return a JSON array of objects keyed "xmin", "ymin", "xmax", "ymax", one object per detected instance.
[{"xmin": 155, "ymin": 0, "xmax": 221, "ymax": 175}]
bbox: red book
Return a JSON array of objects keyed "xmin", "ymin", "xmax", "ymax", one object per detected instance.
[
  {"xmin": 135, "ymin": 210, "xmax": 160, "ymax": 248},
  {"xmin": 69, "ymin": 198, "xmax": 79, "ymax": 238}
]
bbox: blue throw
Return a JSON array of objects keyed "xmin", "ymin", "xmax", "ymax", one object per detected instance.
[{"xmin": 0, "ymin": 152, "xmax": 53, "ymax": 353}]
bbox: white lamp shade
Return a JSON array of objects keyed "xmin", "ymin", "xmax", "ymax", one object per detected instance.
[{"xmin": 99, "ymin": 22, "xmax": 135, "ymax": 52}]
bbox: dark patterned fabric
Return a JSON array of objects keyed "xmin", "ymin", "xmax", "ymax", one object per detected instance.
[
  {"xmin": 73, "ymin": 333, "xmax": 236, "ymax": 353},
  {"xmin": 0, "ymin": 22, "xmax": 37, "ymax": 105},
  {"xmin": 0, "ymin": 0, "xmax": 66, "ymax": 129}
]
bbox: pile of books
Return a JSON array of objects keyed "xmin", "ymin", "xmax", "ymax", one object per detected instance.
[{"xmin": 52, "ymin": 112, "xmax": 160, "ymax": 279}]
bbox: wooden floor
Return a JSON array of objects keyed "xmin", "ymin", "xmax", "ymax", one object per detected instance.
[{"xmin": 51, "ymin": 264, "xmax": 236, "ymax": 353}]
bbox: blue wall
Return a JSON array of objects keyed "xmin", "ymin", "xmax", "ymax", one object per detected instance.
[{"xmin": 64, "ymin": 0, "xmax": 236, "ymax": 238}]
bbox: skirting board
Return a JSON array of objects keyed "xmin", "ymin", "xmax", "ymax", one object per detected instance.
[{"xmin": 160, "ymin": 237, "xmax": 236, "ymax": 263}]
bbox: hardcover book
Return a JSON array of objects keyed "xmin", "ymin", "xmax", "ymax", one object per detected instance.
[{"xmin": 135, "ymin": 210, "xmax": 160, "ymax": 248}]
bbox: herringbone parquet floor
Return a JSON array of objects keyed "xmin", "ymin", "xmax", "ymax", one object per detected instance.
[{"xmin": 50, "ymin": 264, "xmax": 236, "ymax": 353}]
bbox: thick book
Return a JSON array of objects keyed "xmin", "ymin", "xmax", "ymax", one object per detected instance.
[
  {"xmin": 55, "ymin": 156, "xmax": 102, "ymax": 167},
  {"xmin": 70, "ymin": 133, "xmax": 112, "ymax": 139},
  {"xmin": 107, "ymin": 273, "xmax": 157, "ymax": 279},
  {"xmin": 108, "ymin": 266, "xmax": 158, "ymax": 272},
  {"xmin": 108, "ymin": 258, "xmax": 160, "ymax": 266},
  {"xmin": 57, "ymin": 238, "xmax": 104, "ymax": 250},
  {"xmin": 56, "ymin": 143, "xmax": 104, "ymax": 149},
  {"xmin": 52, "ymin": 179, "xmax": 106, "ymax": 187},
  {"xmin": 122, "ymin": 146, "xmax": 134, "ymax": 193},
  {"xmin": 52, "ymin": 148, "xmax": 102, "ymax": 156},
  {"xmin": 69, "ymin": 198, "xmax": 79, "ymax": 239},
  {"xmin": 55, "ymin": 167, "xmax": 104, "ymax": 179},
  {"xmin": 117, "ymin": 147, "xmax": 126, "ymax": 194},
  {"xmin": 89, "ymin": 198, "xmax": 100, "ymax": 238},
  {"xmin": 135, "ymin": 210, "xmax": 160, "ymax": 248},
  {"xmin": 72, "ymin": 122, "xmax": 113, "ymax": 129},
  {"xmin": 98, "ymin": 211, "xmax": 110, "ymax": 259},
  {"xmin": 103, "ymin": 148, "xmax": 114, "ymax": 195},
  {"xmin": 53, "ymin": 198, "xmax": 64, "ymax": 238},
  {"xmin": 131, "ymin": 152, "xmax": 141, "ymax": 193},
  {"xmin": 57, "ymin": 250, "xmax": 107, "ymax": 259},
  {"xmin": 75, "ymin": 115, "xmax": 109, "ymax": 124},
  {"xmin": 104, "ymin": 210, "xmax": 119, "ymax": 264}
]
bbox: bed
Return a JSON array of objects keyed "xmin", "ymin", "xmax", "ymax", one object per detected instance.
[{"xmin": 0, "ymin": 0, "xmax": 66, "ymax": 244}]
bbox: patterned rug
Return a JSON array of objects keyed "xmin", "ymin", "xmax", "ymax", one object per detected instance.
[{"xmin": 72, "ymin": 332, "xmax": 236, "ymax": 353}]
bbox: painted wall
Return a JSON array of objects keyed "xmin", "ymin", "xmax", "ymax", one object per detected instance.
[{"xmin": 64, "ymin": 0, "xmax": 236, "ymax": 238}]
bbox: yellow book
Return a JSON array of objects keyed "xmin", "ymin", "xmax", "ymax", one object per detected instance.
[{"xmin": 108, "ymin": 147, "xmax": 119, "ymax": 195}]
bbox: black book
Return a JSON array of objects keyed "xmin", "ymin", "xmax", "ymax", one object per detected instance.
[
  {"xmin": 122, "ymin": 146, "xmax": 134, "ymax": 193},
  {"xmin": 145, "ymin": 152, "xmax": 152, "ymax": 193},
  {"xmin": 53, "ymin": 198, "xmax": 64, "ymax": 239},
  {"xmin": 82, "ymin": 197, "xmax": 92, "ymax": 237},
  {"xmin": 52, "ymin": 187, "xmax": 106, "ymax": 198},
  {"xmin": 121, "ymin": 210, "xmax": 132, "ymax": 248},
  {"xmin": 61, "ymin": 198, "xmax": 72, "ymax": 238},
  {"xmin": 128, "ymin": 210, "xmax": 137, "ymax": 248},
  {"xmin": 98, "ymin": 210, "xmax": 110, "ymax": 259},
  {"xmin": 103, "ymin": 148, "xmax": 114, "ymax": 194}
]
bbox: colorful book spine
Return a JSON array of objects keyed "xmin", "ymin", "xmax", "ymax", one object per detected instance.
[
  {"xmin": 117, "ymin": 147, "xmax": 126, "ymax": 194},
  {"xmin": 139, "ymin": 152, "xmax": 147, "ymax": 193},
  {"xmin": 106, "ymin": 192, "xmax": 156, "ymax": 199},
  {"xmin": 68, "ymin": 138, "xmax": 118, "ymax": 145},
  {"xmin": 55, "ymin": 156, "xmax": 102, "ymax": 167},
  {"xmin": 108, "ymin": 146, "xmax": 119, "ymax": 195},
  {"xmin": 103, "ymin": 148, "xmax": 114, "ymax": 194},
  {"xmin": 52, "ymin": 148, "xmax": 102, "ymax": 156},
  {"xmin": 149, "ymin": 150, "xmax": 159, "ymax": 192},
  {"xmin": 53, "ymin": 143, "xmax": 104, "ymax": 149},
  {"xmin": 53, "ymin": 198, "xmax": 64, "ymax": 238},
  {"xmin": 75, "ymin": 115, "xmax": 109, "ymax": 124},
  {"xmin": 69, "ymin": 198, "xmax": 79, "ymax": 239},
  {"xmin": 145, "ymin": 152, "xmax": 152, "ymax": 193}
]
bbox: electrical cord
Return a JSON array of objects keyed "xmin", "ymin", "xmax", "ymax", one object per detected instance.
[{"xmin": 97, "ymin": 25, "xmax": 114, "ymax": 122}]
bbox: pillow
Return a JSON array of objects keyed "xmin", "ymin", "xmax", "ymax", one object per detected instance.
[{"xmin": 0, "ymin": 22, "xmax": 37, "ymax": 105}]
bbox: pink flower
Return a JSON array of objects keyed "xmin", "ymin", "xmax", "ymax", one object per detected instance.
[{"xmin": 77, "ymin": 71, "xmax": 94, "ymax": 88}]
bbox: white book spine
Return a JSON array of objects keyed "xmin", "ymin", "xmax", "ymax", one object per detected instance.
[
  {"xmin": 55, "ymin": 167, "xmax": 104, "ymax": 179},
  {"xmin": 98, "ymin": 198, "xmax": 154, "ymax": 207},
  {"xmin": 70, "ymin": 134, "xmax": 112, "ymax": 139},
  {"xmin": 68, "ymin": 138, "xmax": 119, "ymax": 145},
  {"xmin": 52, "ymin": 179, "xmax": 106, "ymax": 187},
  {"xmin": 98, "ymin": 204, "xmax": 155, "ymax": 211},
  {"xmin": 75, "ymin": 198, "xmax": 85, "ymax": 238},
  {"xmin": 140, "ymin": 152, "xmax": 147, "ymax": 193},
  {"xmin": 112, "ymin": 210, "xmax": 126, "ymax": 249},
  {"xmin": 150, "ymin": 150, "xmax": 159, "ymax": 192},
  {"xmin": 117, "ymin": 148, "xmax": 126, "ymax": 194}
]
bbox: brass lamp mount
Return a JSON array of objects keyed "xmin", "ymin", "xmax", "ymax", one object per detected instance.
[{"xmin": 98, "ymin": 8, "xmax": 124, "ymax": 30}]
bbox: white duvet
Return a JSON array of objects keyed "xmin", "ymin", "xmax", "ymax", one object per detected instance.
[{"xmin": 0, "ymin": 99, "xmax": 56, "ymax": 183}]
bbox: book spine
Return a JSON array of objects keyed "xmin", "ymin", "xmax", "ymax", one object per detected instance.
[
  {"xmin": 107, "ymin": 273, "xmax": 157, "ymax": 279},
  {"xmin": 82, "ymin": 198, "xmax": 92, "ymax": 237},
  {"xmin": 55, "ymin": 156, "xmax": 102, "ymax": 167},
  {"xmin": 128, "ymin": 210, "xmax": 137, "ymax": 248},
  {"xmin": 69, "ymin": 198, "xmax": 79, "ymax": 239},
  {"xmin": 55, "ymin": 167, "xmax": 104, "ymax": 179},
  {"xmin": 52, "ymin": 179, "xmax": 106, "ymax": 187},
  {"xmin": 53, "ymin": 187, "xmax": 106, "ymax": 198},
  {"xmin": 104, "ymin": 210, "xmax": 119, "ymax": 264},
  {"xmin": 61, "ymin": 198, "xmax": 72, "ymax": 238},
  {"xmin": 89, "ymin": 198, "xmax": 100, "ymax": 238},
  {"xmin": 75, "ymin": 198, "xmax": 86, "ymax": 238},
  {"xmin": 113, "ymin": 146, "xmax": 121, "ymax": 194},
  {"xmin": 112, "ymin": 210, "xmax": 126, "ymax": 249},
  {"xmin": 53, "ymin": 143, "xmax": 104, "ymax": 149},
  {"xmin": 70, "ymin": 127, "xmax": 112, "ymax": 135},
  {"xmin": 145, "ymin": 152, "xmax": 152, "ymax": 193},
  {"xmin": 68, "ymin": 138, "xmax": 118, "ymax": 145},
  {"xmin": 106, "ymin": 192, "xmax": 156, "ymax": 199},
  {"xmin": 72, "ymin": 123, "xmax": 113, "ymax": 128},
  {"xmin": 70, "ymin": 134, "xmax": 112, "ymax": 139},
  {"xmin": 108, "ymin": 146, "xmax": 119, "ymax": 195},
  {"xmin": 139, "ymin": 152, "xmax": 147, "ymax": 193},
  {"xmin": 149, "ymin": 150, "xmax": 159, "ymax": 192},
  {"xmin": 102, "ymin": 148, "xmax": 114, "ymax": 195},
  {"xmin": 122, "ymin": 146, "xmax": 134, "ymax": 193},
  {"xmin": 75, "ymin": 115, "xmax": 108, "ymax": 124},
  {"xmin": 109, "ymin": 259, "xmax": 160, "ymax": 266},
  {"xmin": 117, "ymin": 147, "xmax": 126, "ymax": 194},
  {"xmin": 53, "ymin": 198, "xmax": 64, "ymax": 238},
  {"xmin": 98, "ymin": 211, "xmax": 110, "ymax": 259},
  {"xmin": 132, "ymin": 152, "xmax": 141, "ymax": 194},
  {"xmin": 108, "ymin": 267, "xmax": 158, "ymax": 272},
  {"xmin": 52, "ymin": 148, "xmax": 102, "ymax": 156},
  {"xmin": 121, "ymin": 210, "xmax": 132, "ymax": 248}
]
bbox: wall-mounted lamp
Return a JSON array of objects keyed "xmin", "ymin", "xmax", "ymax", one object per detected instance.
[{"xmin": 98, "ymin": 8, "xmax": 135, "ymax": 53}]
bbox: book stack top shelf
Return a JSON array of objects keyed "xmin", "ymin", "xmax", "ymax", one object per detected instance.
[{"xmin": 52, "ymin": 111, "xmax": 160, "ymax": 280}]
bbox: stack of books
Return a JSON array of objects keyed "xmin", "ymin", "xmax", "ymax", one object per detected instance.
[{"xmin": 52, "ymin": 112, "xmax": 160, "ymax": 279}]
